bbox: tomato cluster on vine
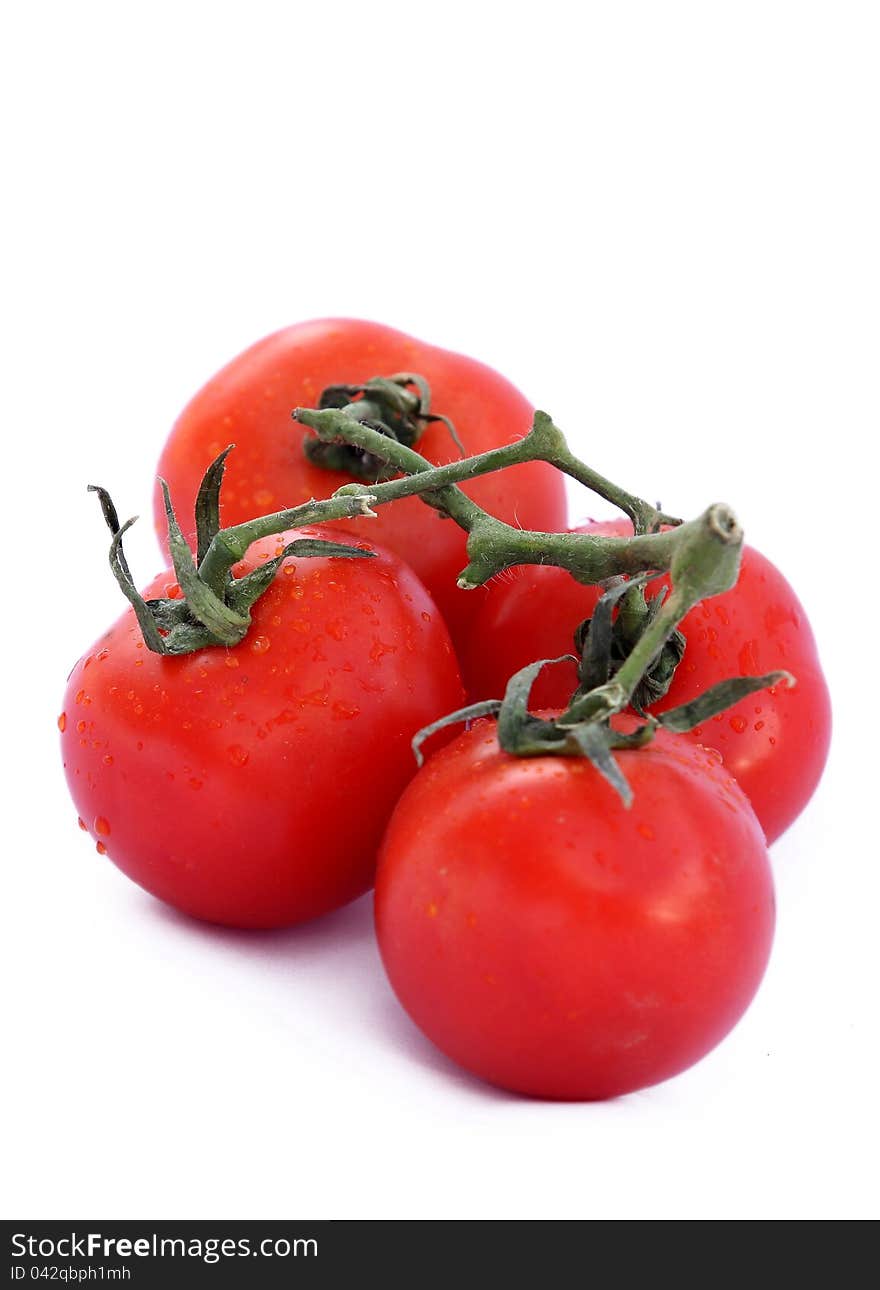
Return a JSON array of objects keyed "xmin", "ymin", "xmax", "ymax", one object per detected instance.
[{"xmin": 60, "ymin": 319, "xmax": 831, "ymax": 1101}]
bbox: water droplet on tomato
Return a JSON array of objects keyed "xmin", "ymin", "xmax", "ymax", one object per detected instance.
[
  {"xmin": 77, "ymin": 816, "xmax": 87, "ymax": 831},
  {"xmin": 227, "ymin": 744, "xmax": 249, "ymax": 767},
  {"xmin": 729, "ymin": 715, "xmax": 747, "ymax": 734},
  {"xmin": 332, "ymin": 701, "xmax": 360, "ymax": 720},
  {"xmin": 94, "ymin": 816, "xmax": 111, "ymax": 836},
  {"xmin": 76, "ymin": 719, "xmax": 87, "ymax": 734},
  {"xmin": 225, "ymin": 655, "xmax": 239, "ymax": 669},
  {"xmin": 370, "ymin": 639, "xmax": 397, "ymax": 663},
  {"xmin": 738, "ymin": 639, "xmax": 760, "ymax": 673},
  {"xmin": 96, "ymin": 841, "xmax": 107, "ymax": 855},
  {"xmin": 103, "ymin": 754, "xmax": 114, "ymax": 766},
  {"xmin": 57, "ymin": 713, "xmax": 67, "ymax": 732}
]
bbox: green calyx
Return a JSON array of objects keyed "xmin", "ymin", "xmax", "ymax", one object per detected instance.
[
  {"xmin": 300, "ymin": 373, "xmax": 464, "ymax": 481},
  {"xmin": 414, "ymin": 634, "xmax": 794, "ymax": 808},
  {"xmin": 92, "ymin": 366, "xmax": 786, "ymax": 804},
  {"xmin": 573, "ymin": 578, "xmax": 686, "ymax": 714},
  {"xmin": 89, "ymin": 450, "xmax": 374, "ymax": 656}
]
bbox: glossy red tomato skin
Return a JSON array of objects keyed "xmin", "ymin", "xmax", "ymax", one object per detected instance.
[
  {"xmin": 376, "ymin": 719, "xmax": 775, "ymax": 1101},
  {"xmin": 154, "ymin": 319, "xmax": 568, "ymax": 643},
  {"xmin": 460, "ymin": 520, "xmax": 831, "ymax": 843},
  {"xmin": 60, "ymin": 532, "xmax": 464, "ymax": 929}
]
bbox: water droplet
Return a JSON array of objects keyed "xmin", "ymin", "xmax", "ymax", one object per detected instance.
[
  {"xmin": 95, "ymin": 841, "xmax": 107, "ymax": 855},
  {"xmin": 332, "ymin": 701, "xmax": 360, "ymax": 720},
  {"xmin": 96, "ymin": 648, "xmax": 110, "ymax": 661},
  {"xmin": 77, "ymin": 816, "xmax": 87, "ymax": 831},
  {"xmin": 76, "ymin": 720, "xmax": 87, "ymax": 734},
  {"xmin": 75, "ymin": 689, "xmax": 85, "ymax": 704},
  {"xmin": 225, "ymin": 655, "xmax": 239, "ymax": 669},
  {"xmin": 738, "ymin": 639, "xmax": 760, "ymax": 674},
  {"xmin": 94, "ymin": 816, "xmax": 111, "ymax": 836},
  {"xmin": 103, "ymin": 755, "xmax": 114, "ymax": 766},
  {"xmin": 370, "ymin": 639, "xmax": 397, "ymax": 663},
  {"xmin": 57, "ymin": 713, "xmax": 67, "ymax": 732},
  {"xmin": 133, "ymin": 704, "xmax": 144, "ymax": 716},
  {"xmin": 227, "ymin": 744, "xmax": 249, "ymax": 767},
  {"xmin": 729, "ymin": 715, "xmax": 747, "ymax": 734},
  {"xmin": 754, "ymin": 720, "xmax": 765, "ymax": 732},
  {"xmin": 421, "ymin": 611, "xmax": 432, "ymax": 622},
  {"xmin": 283, "ymin": 563, "xmax": 297, "ymax": 577}
]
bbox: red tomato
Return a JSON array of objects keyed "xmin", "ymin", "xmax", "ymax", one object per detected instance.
[
  {"xmin": 459, "ymin": 520, "xmax": 831, "ymax": 843},
  {"xmin": 376, "ymin": 717, "xmax": 774, "ymax": 1100},
  {"xmin": 60, "ymin": 532, "xmax": 464, "ymax": 929},
  {"xmin": 154, "ymin": 319, "xmax": 568, "ymax": 643}
]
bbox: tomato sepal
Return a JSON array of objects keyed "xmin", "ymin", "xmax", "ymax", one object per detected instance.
[{"xmin": 89, "ymin": 461, "xmax": 374, "ymax": 657}]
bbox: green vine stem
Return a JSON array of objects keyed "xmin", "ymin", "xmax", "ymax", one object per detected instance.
[
  {"xmin": 95, "ymin": 398, "xmax": 740, "ymax": 667},
  {"xmin": 296, "ymin": 406, "xmax": 679, "ymax": 535},
  {"xmin": 89, "ymin": 369, "xmax": 782, "ymax": 796}
]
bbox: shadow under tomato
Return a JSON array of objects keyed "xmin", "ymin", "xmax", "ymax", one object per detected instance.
[
  {"xmin": 144, "ymin": 887, "xmax": 514, "ymax": 1101},
  {"xmin": 148, "ymin": 887, "xmax": 376, "ymax": 959},
  {"xmin": 371, "ymin": 983, "xmax": 518, "ymax": 1101}
]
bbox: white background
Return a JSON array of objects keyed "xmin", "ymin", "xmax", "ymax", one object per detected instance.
[{"xmin": 2, "ymin": 1, "xmax": 877, "ymax": 1220}]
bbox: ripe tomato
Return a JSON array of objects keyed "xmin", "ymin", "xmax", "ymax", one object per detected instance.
[
  {"xmin": 60, "ymin": 532, "xmax": 464, "ymax": 929},
  {"xmin": 376, "ymin": 717, "xmax": 775, "ymax": 1101},
  {"xmin": 459, "ymin": 520, "xmax": 831, "ymax": 843},
  {"xmin": 154, "ymin": 319, "xmax": 568, "ymax": 643}
]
